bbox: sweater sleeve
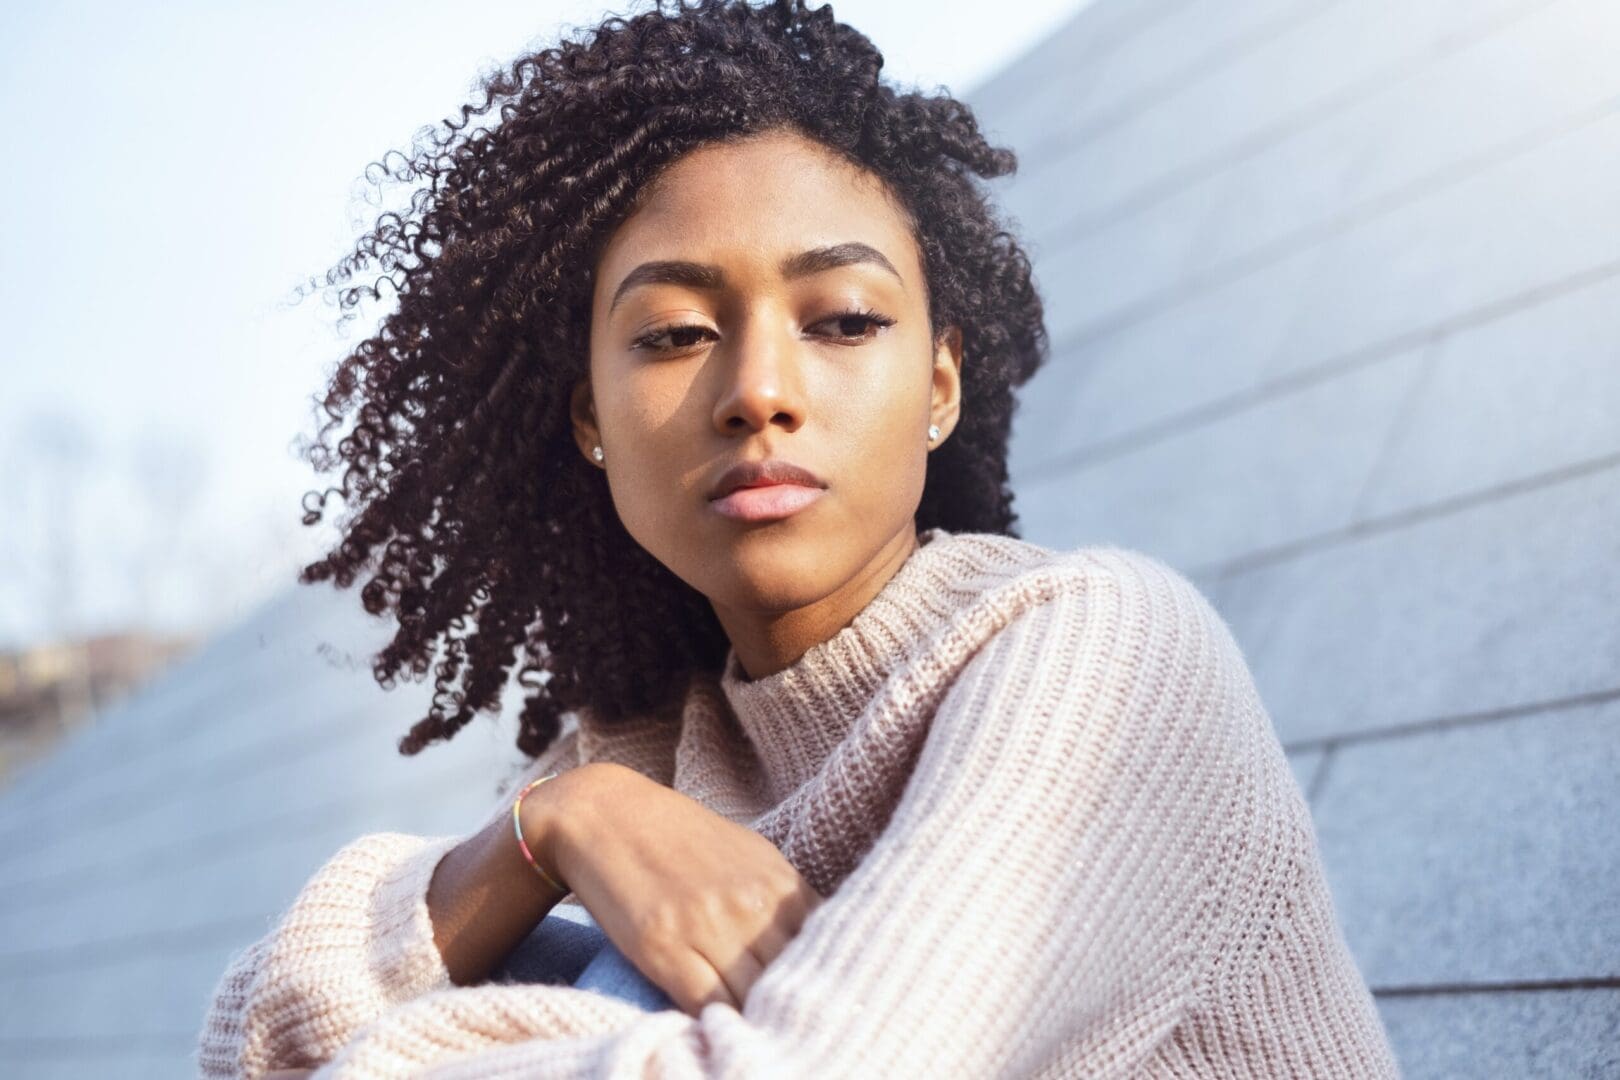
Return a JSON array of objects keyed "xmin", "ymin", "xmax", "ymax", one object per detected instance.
[
  {"xmin": 195, "ymin": 724, "xmax": 583, "ymax": 1078},
  {"xmin": 299, "ymin": 556, "xmax": 1395, "ymax": 1078}
]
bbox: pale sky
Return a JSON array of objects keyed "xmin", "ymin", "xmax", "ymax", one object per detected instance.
[{"xmin": 0, "ymin": 0, "xmax": 1090, "ymax": 649}]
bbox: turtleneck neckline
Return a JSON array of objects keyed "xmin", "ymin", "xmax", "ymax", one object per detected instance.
[{"xmin": 716, "ymin": 525, "xmax": 964, "ymax": 802}]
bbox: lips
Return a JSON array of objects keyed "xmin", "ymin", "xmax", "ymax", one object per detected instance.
[
  {"xmin": 707, "ymin": 458, "xmax": 827, "ymax": 524},
  {"xmin": 708, "ymin": 459, "xmax": 826, "ymax": 500}
]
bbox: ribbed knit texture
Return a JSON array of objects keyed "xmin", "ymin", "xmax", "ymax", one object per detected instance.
[{"xmin": 194, "ymin": 527, "xmax": 1402, "ymax": 1078}]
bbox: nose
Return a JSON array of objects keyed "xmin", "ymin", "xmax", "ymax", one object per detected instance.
[{"xmin": 711, "ymin": 308, "xmax": 805, "ymax": 437}]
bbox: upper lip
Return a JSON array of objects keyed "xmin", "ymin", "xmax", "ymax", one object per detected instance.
[{"xmin": 708, "ymin": 458, "xmax": 826, "ymax": 500}]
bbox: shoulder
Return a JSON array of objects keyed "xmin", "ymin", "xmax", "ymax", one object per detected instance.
[
  {"xmin": 935, "ymin": 534, "xmax": 1278, "ymax": 808},
  {"xmin": 928, "ymin": 533, "xmax": 1259, "ymax": 741},
  {"xmin": 931, "ymin": 530, "xmax": 1234, "ymax": 655}
]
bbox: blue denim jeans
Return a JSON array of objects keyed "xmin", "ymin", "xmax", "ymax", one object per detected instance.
[{"xmin": 490, "ymin": 903, "xmax": 677, "ymax": 1012}]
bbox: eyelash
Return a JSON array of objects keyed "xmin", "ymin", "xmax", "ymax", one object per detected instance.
[{"xmin": 630, "ymin": 307, "xmax": 897, "ymax": 353}]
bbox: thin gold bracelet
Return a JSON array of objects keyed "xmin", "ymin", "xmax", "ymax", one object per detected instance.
[{"xmin": 512, "ymin": 773, "xmax": 568, "ymax": 895}]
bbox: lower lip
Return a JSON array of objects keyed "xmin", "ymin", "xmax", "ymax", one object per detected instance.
[{"xmin": 709, "ymin": 484, "xmax": 825, "ymax": 522}]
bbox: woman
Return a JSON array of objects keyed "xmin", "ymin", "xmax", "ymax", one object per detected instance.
[{"xmin": 197, "ymin": 1, "xmax": 1401, "ymax": 1076}]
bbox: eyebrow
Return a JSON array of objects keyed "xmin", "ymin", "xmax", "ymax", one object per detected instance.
[{"xmin": 607, "ymin": 241, "xmax": 902, "ymax": 313}]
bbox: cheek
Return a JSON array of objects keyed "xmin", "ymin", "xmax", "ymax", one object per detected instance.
[
  {"xmin": 598, "ymin": 365, "xmax": 688, "ymax": 455},
  {"xmin": 819, "ymin": 354, "xmax": 931, "ymax": 498},
  {"xmin": 593, "ymin": 366, "xmax": 705, "ymax": 537}
]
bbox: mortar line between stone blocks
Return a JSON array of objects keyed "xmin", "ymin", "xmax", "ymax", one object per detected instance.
[
  {"xmin": 1372, "ymin": 974, "xmax": 1620, "ymax": 998},
  {"xmin": 1281, "ymin": 684, "xmax": 1620, "ymax": 754}
]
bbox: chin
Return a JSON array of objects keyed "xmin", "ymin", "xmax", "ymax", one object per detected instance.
[{"xmin": 704, "ymin": 528, "xmax": 838, "ymax": 609}]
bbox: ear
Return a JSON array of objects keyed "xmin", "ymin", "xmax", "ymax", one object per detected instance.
[
  {"xmin": 929, "ymin": 325, "xmax": 963, "ymax": 446},
  {"xmin": 569, "ymin": 377, "xmax": 604, "ymax": 468}
]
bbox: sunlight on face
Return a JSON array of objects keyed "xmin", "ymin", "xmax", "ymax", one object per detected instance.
[{"xmin": 580, "ymin": 127, "xmax": 956, "ymax": 616}]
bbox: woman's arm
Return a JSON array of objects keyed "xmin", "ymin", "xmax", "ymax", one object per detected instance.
[
  {"xmin": 300, "ymin": 562, "xmax": 1391, "ymax": 1079},
  {"xmin": 195, "ymin": 726, "xmax": 582, "ymax": 1079},
  {"xmin": 426, "ymin": 761, "xmax": 598, "ymax": 987}
]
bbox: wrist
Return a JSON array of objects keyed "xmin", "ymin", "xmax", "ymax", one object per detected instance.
[{"xmin": 518, "ymin": 764, "xmax": 602, "ymax": 896}]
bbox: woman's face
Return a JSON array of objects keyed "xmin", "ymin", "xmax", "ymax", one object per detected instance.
[{"xmin": 573, "ymin": 127, "xmax": 961, "ymax": 641}]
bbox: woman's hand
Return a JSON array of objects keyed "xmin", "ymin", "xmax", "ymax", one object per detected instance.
[{"xmin": 531, "ymin": 762, "xmax": 824, "ymax": 1017}]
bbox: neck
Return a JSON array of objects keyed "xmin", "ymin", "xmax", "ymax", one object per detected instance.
[{"xmin": 713, "ymin": 523, "xmax": 921, "ymax": 682}]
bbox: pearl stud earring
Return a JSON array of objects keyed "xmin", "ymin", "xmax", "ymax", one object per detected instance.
[
  {"xmin": 592, "ymin": 445, "xmax": 604, "ymax": 463},
  {"xmin": 928, "ymin": 424, "xmax": 940, "ymax": 442}
]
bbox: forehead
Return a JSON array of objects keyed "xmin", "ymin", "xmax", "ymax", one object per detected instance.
[{"xmin": 594, "ymin": 130, "xmax": 920, "ymax": 283}]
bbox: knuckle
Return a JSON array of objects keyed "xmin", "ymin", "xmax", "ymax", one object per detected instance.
[
  {"xmin": 737, "ymin": 881, "xmax": 773, "ymax": 917},
  {"xmin": 673, "ymin": 973, "xmax": 722, "ymax": 1018},
  {"xmin": 635, "ymin": 902, "xmax": 685, "ymax": 948},
  {"xmin": 694, "ymin": 888, "xmax": 733, "ymax": 927},
  {"xmin": 778, "ymin": 867, "xmax": 808, "ymax": 898}
]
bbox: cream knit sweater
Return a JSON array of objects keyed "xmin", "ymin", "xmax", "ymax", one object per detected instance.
[{"xmin": 195, "ymin": 527, "xmax": 1401, "ymax": 1078}]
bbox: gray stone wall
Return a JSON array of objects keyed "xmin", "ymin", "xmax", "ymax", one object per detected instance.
[{"xmin": 967, "ymin": 1, "xmax": 1620, "ymax": 1075}]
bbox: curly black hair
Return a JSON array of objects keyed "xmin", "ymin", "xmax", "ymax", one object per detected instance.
[{"xmin": 294, "ymin": 0, "xmax": 1049, "ymax": 762}]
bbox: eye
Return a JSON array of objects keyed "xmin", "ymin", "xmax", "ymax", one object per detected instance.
[
  {"xmin": 630, "ymin": 323, "xmax": 718, "ymax": 353},
  {"xmin": 811, "ymin": 307, "xmax": 896, "ymax": 343},
  {"xmin": 628, "ymin": 307, "xmax": 896, "ymax": 354}
]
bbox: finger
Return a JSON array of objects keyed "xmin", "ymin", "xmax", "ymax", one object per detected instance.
[
  {"xmin": 672, "ymin": 946, "xmax": 740, "ymax": 1018},
  {"xmin": 748, "ymin": 916, "xmax": 796, "ymax": 967},
  {"xmin": 778, "ymin": 879, "xmax": 825, "ymax": 935},
  {"xmin": 708, "ymin": 938, "xmax": 767, "ymax": 1009}
]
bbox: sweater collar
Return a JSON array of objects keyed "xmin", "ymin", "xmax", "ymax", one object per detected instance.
[{"xmin": 716, "ymin": 525, "xmax": 963, "ymax": 802}]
